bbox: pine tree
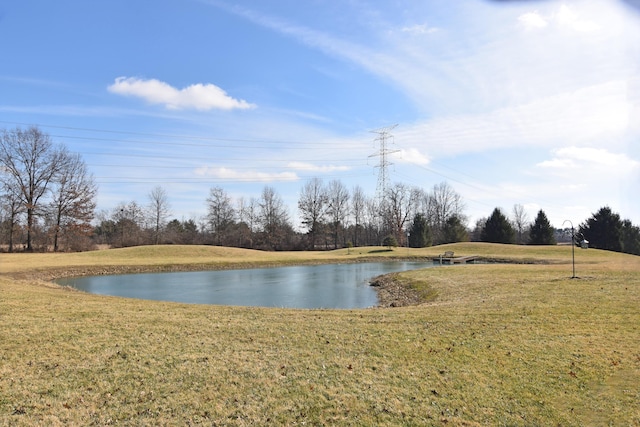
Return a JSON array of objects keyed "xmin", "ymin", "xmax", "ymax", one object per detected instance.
[
  {"xmin": 382, "ymin": 235, "xmax": 398, "ymax": 248},
  {"xmin": 528, "ymin": 209, "xmax": 556, "ymax": 245},
  {"xmin": 621, "ymin": 220, "xmax": 640, "ymax": 255},
  {"xmin": 481, "ymin": 208, "xmax": 515, "ymax": 244},
  {"xmin": 408, "ymin": 213, "xmax": 432, "ymax": 248},
  {"xmin": 441, "ymin": 215, "xmax": 469, "ymax": 243},
  {"xmin": 579, "ymin": 206, "xmax": 622, "ymax": 252}
]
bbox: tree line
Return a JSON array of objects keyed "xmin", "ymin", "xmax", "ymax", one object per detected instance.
[
  {"xmin": 2, "ymin": 126, "xmax": 639, "ymax": 255},
  {"xmin": 91, "ymin": 180, "xmax": 468, "ymax": 251},
  {"xmin": 468, "ymin": 205, "xmax": 640, "ymax": 256}
]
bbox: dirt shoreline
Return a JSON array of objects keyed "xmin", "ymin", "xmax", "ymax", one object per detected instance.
[{"xmin": 369, "ymin": 273, "xmax": 424, "ymax": 307}]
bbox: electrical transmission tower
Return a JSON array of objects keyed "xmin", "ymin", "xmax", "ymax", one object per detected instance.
[{"xmin": 369, "ymin": 124, "xmax": 399, "ymax": 204}]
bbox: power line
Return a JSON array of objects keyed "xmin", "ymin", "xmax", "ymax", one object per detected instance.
[
  {"xmin": 1, "ymin": 119, "xmax": 567, "ymax": 215},
  {"xmin": 81, "ymin": 151, "xmax": 367, "ymax": 164},
  {"xmin": 92, "ymin": 170, "xmax": 373, "ymax": 185},
  {"xmin": 0, "ymin": 120, "xmax": 369, "ymax": 149}
]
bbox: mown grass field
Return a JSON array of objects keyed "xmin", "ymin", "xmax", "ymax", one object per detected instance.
[{"xmin": 1, "ymin": 243, "xmax": 638, "ymax": 426}]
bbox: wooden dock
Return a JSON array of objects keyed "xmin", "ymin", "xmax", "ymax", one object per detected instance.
[{"xmin": 432, "ymin": 252, "xmax": 479, "ymax": 265}]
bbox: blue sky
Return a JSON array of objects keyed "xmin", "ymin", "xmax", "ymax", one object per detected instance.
[{"xmin": 1, "ymin": 0, "xmax": 639, "ymax": 229}]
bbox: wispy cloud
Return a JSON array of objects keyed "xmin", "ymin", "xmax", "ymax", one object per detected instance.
[
  {"xmin": 203, "ymin": 1, "xmax": 429, "ymax": 105},
  {"xmin": 518, "ymin": 11, "xmax": 549, "ymax": 30},
  {"xmin": 554, "ymin": 4, "xmax": 602, "ymax": 32},
  {"xmin": 0, "ymin": 104, "xmax": 183, "ymax": 119},
  {"xmin": 400, "ymin": 23, "xmax": 439, "ymax": 35},
  {"xmin": 518, "ymin": 5, "xmax": 601, "ymax": 32},
  {"xmin": 523, "ymin": 145, "xmax": 640, "ymax": 223},
  {"xmin": 395, "ymin": 79, "xmax": 632, "ymax": 157},
  {"xmin": 392, "ymin": 148, "xmax": 430, "ymax": 166},
  {"xmin": 108, "ymin": 77, "xmax": 256, "ymax": 111},
  {"xmin": 537, "ymin": 146, "xmax": 639, "ymax": 172},
  {"xmin": 206, "ymin": 1, "xmax": 636, "ymax": 120},
  {"xmin": 193, "ymin": 166, "xmax": 298, "ymax": 182},
  {"xmin": 287, "ymin": 162, "xmax": 350, "ymax": 172}
]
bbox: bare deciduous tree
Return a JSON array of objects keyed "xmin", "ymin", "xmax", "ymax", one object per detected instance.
[
  {"xmin": 0, "ymin": 127, "xmax": 66, "ymax": 251},
  {"xmin": 206, "ymin": 186, "xmax": 235, "ymax": 246},
  {"xmin": 350, "ymin": 185, "xmax": 366, "ymax": 247},
  {"xmin": 298, "ymin": 177, "xmax": 327, "ymax": 249},
  {"xmin": 385, "ymin": 183, "xmax": 420, "ymax": 246},
  {"xmin": 147, "ymin": 186, "xmax": 171, "ymax": 245},
  {"xmin": 365, "ymin": 196, "xmax": 382, "ymax": 245},
  {"xmin": 512, "ymin": 203, "xmax": 529, "ymax": 244},
  {"xmin": 427, "ymin": 182, "xmax": 466, "ymax": 245},
  {"xmin": 237, "ymin": 197, "xmax": 258, "ymax": 231},
  {"xmin": 236, "ymin": 196, "xmax": 259, "ymax": 248},
  {"xmin": 115, "ymin": 201, "xmax": 145, "ymax": 247},
  {"xmin": 326, "ymin": 179, "xmax": 350, "ymax": 249},
  {"xmin": 50, "ymin": 152, "xmax": 97, "ymax": 251},
  {"xmin": 258, "ymin": 186, "xmax": 290, "ymax": 250},
  {"xmin": 0, "ymin": 183, "xmax": 23, "ymax": 252}
]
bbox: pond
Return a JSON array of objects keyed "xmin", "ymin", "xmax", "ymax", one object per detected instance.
[{"xmin": 56, "ymin": 262, "xmax": 435, "ymax": 309}]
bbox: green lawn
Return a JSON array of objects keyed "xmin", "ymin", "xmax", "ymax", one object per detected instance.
[{"xmin": 1, "ymin": 243, "xmax": 638, "ymax": 426}]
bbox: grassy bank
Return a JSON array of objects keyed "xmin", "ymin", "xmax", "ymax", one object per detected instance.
[{"xmin": 1, "ymin": 243, "xmax": 638, "ymax": 425}]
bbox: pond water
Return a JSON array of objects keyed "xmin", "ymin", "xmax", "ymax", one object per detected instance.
[{"xmin": 56, "ymin": 262, "xmax": 435, "ymax": 309}]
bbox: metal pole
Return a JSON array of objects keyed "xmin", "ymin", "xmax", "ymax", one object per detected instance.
[
  {"xmin": 571, "ymin": 226, "xmax": 576, "ymax": 278},
  {"xmin": 563, "ymin": 220, "xmax": 576, "ymax": 279},
  {"xmin": 406, "ymin": 231, "xmax": 409, "ymax": 256}
]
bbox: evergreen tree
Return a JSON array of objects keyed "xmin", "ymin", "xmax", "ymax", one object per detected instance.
[
  {"xmin": 408, "ymin": 213, "xmax": 432, "ymax": 248},
  {"xmin": 579, "ymin": 206, "xmax": 622, "ymax": 252},
  {"xmin": 621, "ymin": 219, "xmax": 640, "ymax": 255},
  {"xmin": 481, "ymin": 208, "xmax": 516, "ymax": 244},
  {"xmin": 441, "ymin": 215, "xmax": 468, "ymax": 243},
  {"xmin": 382, "ymin": 234, "xmax": 398, "ymax": 248},
  {"xmin": 528, "ymin": 209, "xmax": 556, "ymax": 245}
]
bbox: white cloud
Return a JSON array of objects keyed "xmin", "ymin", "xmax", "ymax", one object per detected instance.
[
  {"xmin": 392, "ymin": 148, "xmax": 430, "ymax": 166},
  {"xmin": 395, "ymin": 80, "xmax": 633, "ymax": 157},
  {"xmin": 537, "ymin": 146, "xmax": 640, "ymax": 173},
  {"xmin": 555, "ymin": 4, "xmax": 601, "ymax": 33},
  {"xmin": 400, "ymin": 23, "xmax": 438, "ymax": 35},
  {"xmin": 194, "ymin": 166, "xmax": 298, "ymax": 182},
  {"xmin": 287, "ymin": 162, "xmax": 350, "ymax": 172},
  {"xmin": 108, "ymin": 77, "xmax": 256, "ymax": 111},
  {"xmin": 518, "ymin": 11, "xmax": 548, "ymax": 30},
  {"xmin": 523, "ymin": 146, "xmax": 640, "ymax": 225},
  {"xmin": 518, "ymin": 5, "xmax": 601, "ymax": 33},
  {"xmin": 536, "ymin": 157, "xmax": 575, "ymax": 170}
]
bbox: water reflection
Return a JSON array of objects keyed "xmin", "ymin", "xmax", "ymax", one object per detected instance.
[{"xmin": 57, "ymin": 262, "xmax": 434, "ymax": 309}]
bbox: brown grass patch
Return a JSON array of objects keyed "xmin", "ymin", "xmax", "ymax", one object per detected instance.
[{"xmin": 1, "ymin": 243, "xmax": 639, "ymax": 425}]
